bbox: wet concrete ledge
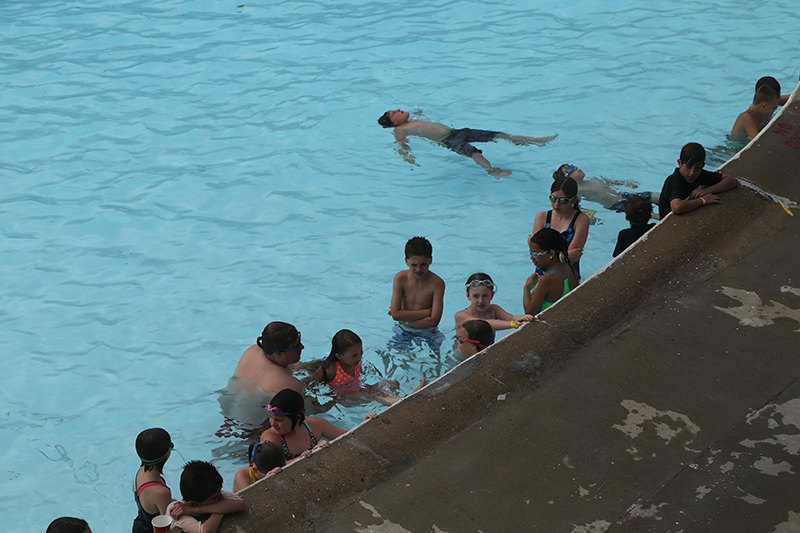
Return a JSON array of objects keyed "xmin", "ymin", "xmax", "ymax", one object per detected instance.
[{"xmin": 218, "ymin": 83, "xmax": 800, "ymax": 532}]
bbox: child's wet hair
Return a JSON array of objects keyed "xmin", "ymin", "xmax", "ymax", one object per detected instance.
[
  {"xmin": 551, "ymin": 176, "xmax": 581, "ymax": 211},
  {"xmin": 268, "ymin": 388, "xmax": 306, "ymax": 430},
  {"xmin": 180, "ymin": 460, "xmax": 223, "ymax": 503},
  {"xmin": 46, "ymin": 516, "xmax": 90, "ymax": 533},
  {"xmin": 552, "ymin": 163, "xmax": 570, "ymax": 180},
  {"xmin": 530, "ymin": 228, "xmax": 573, "ymax": 268},
  {"xmin": 136, "ymin": 427, "xmax": 171, "ymax": 471},
  {"xmin": 679, "ymin": 142, "xmax": 706, "ymax": 167},
  {"xmin": 626, "ymin": 196, "xmax": 652, "ymax": 224},
  {"xmin": 753, "ymin": 85, "xmax": 779, "ymax": 105},
  {"xmin": 405, "ymin": 236, "xmax": 432, "ymax": 259},
  {"xmin": 248, "ymin": 440, "xmax": 286, "ymax": 474},
  {"xmin": 257, "ymin": 322, "xmax": 300, "ymax": 357},
  {"xmin": 319, "ymin": 329, "xmax": 362, "ymax": 384},
  {"xmin": 462, "ymin": 319, "xmax": 494, "ymax": 349},
  {"xmin": 465, "ymin": 272, "xmax": 495, "ymax": 294},
  {"xmin": 755, "ymin": 76, "xmax": 780, "ymax": 94},
  {"xmin": 378, "ymin": 111, "xmax": 394, "ymax": 128}
]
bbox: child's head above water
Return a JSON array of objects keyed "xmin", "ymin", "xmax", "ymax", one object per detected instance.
[
  {"xmin": 378, "ymin": 109, "xmax": 410, "ymax": 128},
  {"xmin": 550, "ymin": 176, "xmax": 581, "ymax": 211},
  {"xmin": 456, "ymin": 319, "xmax": 494, "ymax": 357},
  {"xmin": 465, "ymin": 272, "xmax": 496, "ymax": 295},
  {"xmin": 553, "ymin": 164, "xmax": 585, "ymax": 181},
  {"xmin": 404, "ymin": 236, "xmax": 432, "ymax": 259},
  {"xmin": 319, "ymin": 329, "xmax": 363, "ymax": 383},
  {"xmin": 136, "ymin": 427, "xmax": 172, "ymax": 471},
  {"xmin": 179, "ymin": 460, "xmax": 223, "ymax": 504},
  {"xmin": 248, "ymin": 440, "xmax": 286, "ymax": 475},
  {"xmin": 266, "ymin": 388, "xmax": 306, "ymax": 431},
  {"xmin": 625, "ymin": 196, "xmax": 652, "ymax": 224},
  {"xmin": 755, "ymin": 76, "xmax": 780, "ymax": 94},
  {"xmin": 257, "ymin": 321, "xmax": 303, "ymax": 360},
  {"xmin": 678, "ymin": 142, "xmax": 706, "ymax": 167},
  {"xmin": 529, "ymin": 227, "xmax": 570, "ymax": 265}
]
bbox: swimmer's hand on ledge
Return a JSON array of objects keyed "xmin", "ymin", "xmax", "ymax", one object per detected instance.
[
  {"xmin": 514, "ymin": 315, "xmax": 535, "ymax": 327},
  {"xmin": 363, "ymin": 412, "xmax": 378, "ymax": 421}
]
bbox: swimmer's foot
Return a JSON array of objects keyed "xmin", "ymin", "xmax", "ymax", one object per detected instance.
[
  {"xmin": 511, "ymin": 134, "xmax": 558, "ymax": 146},
  {"xmin": 488, "ymin": 167, "xmax": 512, "ymax": 179}
]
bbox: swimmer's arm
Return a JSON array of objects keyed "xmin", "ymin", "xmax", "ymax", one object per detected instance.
[
  {"xmin": 407, "ymin": 278, "xmax": 445, "ymax": 328},
  {"xmin": 702, "ymin": 173, "xmax": 738, "ymax": 195},
  {"xmin": 566, "ymin": 213, "xmax": 590, "ymax": 264},
  {"xmin": 393, "ymin": 131, "xmax": 417, "ymax": 165},
  {"xmin": 188, "ymin": 492, "xmax": 245, "ymax": 517},
  {"xmin": 454, "ymin": 309, "xmax": 472, "ymax": 330},
  {"xmin": 491, "ymin": 305, "xmax": 534, "ymax": 329},
  {"xmin": 522, "ymin": 273, "xmax": 539, "ymax": 315},
  {"xmin": 315, "ymin": 417, "xmax": 347, "ymax": 440},
  {"xmin": 389, "ymin": 274, "xmax": 432, "ymax": 322},
  {"xmin": 524, "ymin": 274, "xmax": 555, "ymax": 316}
]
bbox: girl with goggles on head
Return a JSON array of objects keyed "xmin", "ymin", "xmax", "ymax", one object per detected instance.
[
  {"xmin": 531, "ymin": 176, "xmax": 590, "ymax": 279},
  {"xmin": 455, "ymin": 319, "xmax": 495, "ymax": 358},
  {"xmin": 454, "ymin": 273, "xmax": 533, "ymax": 331}
]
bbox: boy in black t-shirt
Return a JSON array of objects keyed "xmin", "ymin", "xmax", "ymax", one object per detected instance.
[{"xmin": 658, "ymin": 142, "xmax": 738, "ymax": 220}]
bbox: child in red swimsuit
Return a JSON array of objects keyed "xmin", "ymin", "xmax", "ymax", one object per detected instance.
[{"xmin": 310, "ymin": 329, "xmax": 426, "ymax": 405}]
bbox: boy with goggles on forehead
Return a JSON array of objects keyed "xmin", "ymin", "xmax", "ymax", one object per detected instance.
[{"xmin": 378, "ymin": 108, "xmax": 557, "ymax": 178}]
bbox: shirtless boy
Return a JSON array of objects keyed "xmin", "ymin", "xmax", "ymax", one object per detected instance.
[
  {"xmin": 729, "ymin": 85, "xmax": 780, "ymax": 142},
  {"xmin": 378, "ymin": 109, "xmax": 557, "ymax": 178},
  {"xmin": 388, "ymin": 236, "xmax": 446, "ymax": 350}
]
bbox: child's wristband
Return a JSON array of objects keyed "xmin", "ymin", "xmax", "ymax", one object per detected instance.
[
  {"xmin": 510, "ymin": 320, "xmax": 516, "ymax": 328},
  {"xmin": 700, "ymin": 197, "xmax": 706, "ymax": 206}
]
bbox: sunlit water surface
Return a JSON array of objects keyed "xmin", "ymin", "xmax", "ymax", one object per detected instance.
[{"xmin": 1, "ymin": 0, "xmax": 796, "ymax": 529}]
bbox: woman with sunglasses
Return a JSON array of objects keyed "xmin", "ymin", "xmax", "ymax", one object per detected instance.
[
  {"xmin": 455, "ymin": 319, "xmax": 495, "ymax": 358},
  {"xmin": 523, "ymin": 228, "xmax": 580, "ymax": 315},
  {"xmin": 259, "ymin": 389, "xmax": 376, "ymax": 463},
  {"xmin": 454, "ymin": 273, "xmax": 533, "ymax": 331},
  {"xmin": 531, "ymin": 176, "xmax": 590, "ymax": 279}
]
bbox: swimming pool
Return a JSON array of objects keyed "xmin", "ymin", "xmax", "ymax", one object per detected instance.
[{"xmin": 1, "ymin": 0, "xmax": 797, "ymax": 529}]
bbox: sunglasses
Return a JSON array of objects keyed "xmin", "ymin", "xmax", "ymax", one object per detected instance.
[
  {"xmin": 456, "ymin": 335, "xmax": 487, "ymax": 349},
  {"xmin": 549, "ymin": 194, "xmax": 574, "ymax": 204},
  {"xmin": 466, "ymin": 279, "xmax": 495, "ymax": 290}
]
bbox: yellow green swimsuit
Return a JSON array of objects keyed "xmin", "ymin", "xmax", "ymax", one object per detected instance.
[{"xmin": 539, "ymin": 269, "xmax": 570, "ymax": 312}]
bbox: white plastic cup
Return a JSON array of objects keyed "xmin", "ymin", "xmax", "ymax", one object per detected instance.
[{"xmin": 152, "ymin": 514, "xmax": 173, "ymax": 533}]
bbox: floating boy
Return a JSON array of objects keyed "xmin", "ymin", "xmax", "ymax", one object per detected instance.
[{"xmin": 378, "ymin": 109, "xmax": 557, "ymax": 178}]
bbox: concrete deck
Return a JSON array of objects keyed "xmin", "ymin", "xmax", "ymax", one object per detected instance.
[{"xmin": 218, "ymin": 84, "xmax": 800, "ymax": 533}]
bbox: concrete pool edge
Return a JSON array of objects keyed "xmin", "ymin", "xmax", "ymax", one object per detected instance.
[{"xmin": 217, "ymin": 82, "xmax": 800, "ymax": 532}]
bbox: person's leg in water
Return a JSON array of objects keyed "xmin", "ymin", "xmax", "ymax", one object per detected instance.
[
  {"xmin": 471, "ymin": 152, "xmax": 511, "ymax": 178},
  {"xmin": 495, "ymin": 132, "xmax": 558, "ymax": 146}
]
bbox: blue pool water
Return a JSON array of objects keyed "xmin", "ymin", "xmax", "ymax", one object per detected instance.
[{"xmin": 1, "ymin": 0, "xmax": 797, "ymax": 529}]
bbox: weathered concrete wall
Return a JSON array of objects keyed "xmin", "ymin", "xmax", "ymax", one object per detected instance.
[{"xmin": 215, "ymin": 81, "xmax": 800, "ymax": 533}]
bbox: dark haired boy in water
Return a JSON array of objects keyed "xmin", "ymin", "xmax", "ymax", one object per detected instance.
[
  {"xmin": 388, "ymin": 236, "xmax": 446, "ymax": 350},
  {"xmin": 377, "ymin": 109, "xmax": 557, "ymax": 178},
  {"xmin": 755, "ymin": 76, "xmax": 790, "ymax": 107},
  {"xmin": 613, "ymin": 196, "xmax": 656, "ymax": 257},
  {"xmin": 658, "ymin": 142, "xmax": 738, "ymax": 219},
  {"xmin": 729, "ymin": 85, "xmax": 780, "ymax": 142}
]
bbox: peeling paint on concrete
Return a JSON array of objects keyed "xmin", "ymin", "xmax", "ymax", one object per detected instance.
[
  {"xmin": 774, "ymin": 511, "xmax": 800, "ymax": 533},
  {"xmin": 714, "ymin": 286, "xmax": 800, "ymax": 331},
  {"xmin": 354, "ymin": 501, "xmax": 414, "ymax": 533},
  {"xmin": 720, "ymin": 461, "xmax": 734, "ymax": 473},
  {"xmin": 751, "ymin": 456, "xmax": 794, "ymax": 476},
  {"xmin": 738, "ymin": 493, "xmax": 766, "ymax": 505},
  {"xmin": 578, "ymin": 486, "xmax": 589, "ymax": 497},
  {"xmin": 571, "ymin": 520, "xmax": 611, "ymax": 533},
  {"xmin": 695, "ymin": 485, "xmax": 712, "ymax": 499},
  {"xmin": 780, "ymin": 285, "xmax": 800, "ymax": 297},
  {"xmin": 626, "ymin": 502, "xmax": 666, "ymax": 520},
  {"xmin": 613, "ymin": 400, "xmax": 700, "ymax": 447}
]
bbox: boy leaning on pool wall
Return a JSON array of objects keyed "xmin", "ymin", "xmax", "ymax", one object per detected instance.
[{"xmin": 657, "ymin": 142, "xmax": 738, "ymax": 220}]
